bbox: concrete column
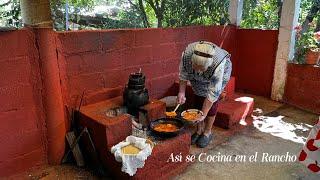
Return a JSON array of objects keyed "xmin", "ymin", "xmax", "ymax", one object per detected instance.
[
  {"xmin": 34, "ymin": 28, "xmax": 66, "ymax": 165},
  {"xmin": 20, "ymin": 0, "xmax": 52, "ymax": 27},
  {"xmin": 228, "ymin": 0, "xmax": 244, "ymax": 26},
  {"xmin": 271, "ymin": 0, "xmax": 301, "ymax": 101}
]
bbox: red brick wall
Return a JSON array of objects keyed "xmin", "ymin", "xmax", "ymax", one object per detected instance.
[
  {"xmin": 0, "ymin": 30, "xmax": 47, "ymax": 176},
  {"xmin": 236, "ymin": 29, "xmax": 279, "ymax": 97},
  {"xmin": 285, "ymin": 64, "xmax": 320, "ymax": 114},
  {"xmin": 56, "ymin": 25, "xmax": 237, "ymax": 106}
]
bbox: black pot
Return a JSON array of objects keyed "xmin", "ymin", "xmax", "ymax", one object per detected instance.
[
  {"xmin": 128, "ymin": 72, "xmax": 145, "ymax": 85},
  {"xmin": 123, "ymin": 87, "xmax": 149, "ymax": 115},
  {"xmin": 123, "ymin": 72, "xmax": 149, "ymax": 116},
  {"xmin": 128, "ymin": 83, "xmax": 145, "ymax": 90}
]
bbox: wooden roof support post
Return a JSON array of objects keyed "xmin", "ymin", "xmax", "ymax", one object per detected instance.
[
  {"xmin": 20, "ymin": 0, "xmax": 53, "ymax": 27},
  {"xmin": 271, "ymin": 0, "xmax": 301, "ymax": 101},
  {"xmin": 228, "ymin": 0, "xmax": 244, "ymax": 26}
]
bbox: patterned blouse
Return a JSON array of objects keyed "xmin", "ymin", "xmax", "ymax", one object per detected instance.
[{"xmin": 179, "ymin": 41, "xmax": 232, "ymax": 103}]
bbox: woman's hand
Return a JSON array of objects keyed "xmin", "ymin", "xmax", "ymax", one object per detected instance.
[
  {"xmin": 219, "ymin": 90, "xmax": 227, "ymax": 101},
  {"xmin": 195, "ymin": 114, "xmax": 206, "ymax": 123},
  {"xmin": 177, "ymin": 92, "xmax": 186, "ymax": 105}
]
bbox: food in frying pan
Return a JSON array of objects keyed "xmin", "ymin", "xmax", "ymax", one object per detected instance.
[
  {"xmin": 154, "ymin": 123, "xmax": 178, "ymax": 132},
  {"xmin": 182, "ymin": 111, "xmax": 201, "ymax": 121}
]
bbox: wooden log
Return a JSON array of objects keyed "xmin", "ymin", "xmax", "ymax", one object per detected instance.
[{"xmin": 66, "ymin": 131, "xmax": 85, "ymax": 167}]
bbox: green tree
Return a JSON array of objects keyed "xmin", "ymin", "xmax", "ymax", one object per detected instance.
[
  {"xmin": 1, "ymin": 0, "xmax": 317, "ymax": 31},
  {"xmin": 241, "ymin": 0, "xmax": 280, "ymax": 29},
  {"xmin": 163, "ymin": 0, "xmax": 229, "ymax": 27},
  {"xmin": 51, "ymin": 0, "xmax": 95, "ymax": 30},
  {"xmin": 50, "ymin": 0, "xmax": 145, "ymax": 30},
  {"xmin": 0, "ymin": 0, "xmax": 21, "ymax": 28},
  {"xmin": 127, "ymin": 0, "xmax": 151, "ymax": 27},
  {"xmin": 294, "ymin": 0, "xmax": 320, "ymax": 63}
]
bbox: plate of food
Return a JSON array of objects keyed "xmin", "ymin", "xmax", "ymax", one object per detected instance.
[{"xmin": 181, "ymin": 109, "xmax": 204, "ymax": 124}]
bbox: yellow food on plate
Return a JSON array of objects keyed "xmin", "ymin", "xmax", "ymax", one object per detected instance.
[
  {"xmin": 165, "ymin": 111, "xmax": 177, "ymax": 117},
  {"xmin": 121, "ymin": 144, "xmax": 141, "ymax": 155},
  {"xmin": 183, "ymin": 111, "xmax": 201, "ymax": 121},
  {"xmin": 154, "ymin": 123, "xmax": 178, "ymax": 132}
]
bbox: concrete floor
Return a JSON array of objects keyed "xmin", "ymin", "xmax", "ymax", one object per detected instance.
[
  {"xmin": 176, "ymin": 95, "xmax": 320, "ymax": 180},
  {"xmin": 18, "ymin": 95, "xmax": 320, "ymax": 180}
]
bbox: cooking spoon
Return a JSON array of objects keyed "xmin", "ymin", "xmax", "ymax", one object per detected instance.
[{"xmin": 165, "ymin": 103, "xmax": 181, "ymax": 118}]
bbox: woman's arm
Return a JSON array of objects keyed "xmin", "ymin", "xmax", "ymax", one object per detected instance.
[
  {"xmin": 202, "ymin": 59, "xmax": 226, "ymax": 116},
  {"xmin": 178, "ymin": 52, "xmax": 188, "ymax": 104}
]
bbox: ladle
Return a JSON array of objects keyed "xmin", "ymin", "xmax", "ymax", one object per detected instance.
[{"xmin": 165, "ymin": 103, "xmax": 181, "ymax": 118}]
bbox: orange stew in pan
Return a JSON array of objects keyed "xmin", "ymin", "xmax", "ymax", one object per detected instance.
[{"xmin": 154, "ymin": 123, "xmax": 178, "ymax": 132}]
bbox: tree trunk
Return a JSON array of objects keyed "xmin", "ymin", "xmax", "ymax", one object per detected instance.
[
  {"xmin": 157, "ymin": 17, "xmax": 162, "ymax": 28},
  {"xmin": 127, "ymin": 0, "xmax": 150, "ymax": 28},
  {"xmin": 315, "ymin": 15, "xmax": 320, "ymax": 32},
  {"xmin": 277, "ymin": 0, "xmax": 283, "ymax": 27},
  {"xmin": 146, "ymin": 0, "xmax": 165, "ymax": 28},
  {"xmin": 20, "ymin": 0, "xmax": 52, "ymax": 27},
  {"xmin": 300, "ymin": 0, "xmax": 320, "ymax": 34},
  {"xmin": 138, "ymin": 0, "xmax": 150, "ymax": 28}
]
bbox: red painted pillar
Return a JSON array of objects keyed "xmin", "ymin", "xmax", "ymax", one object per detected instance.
[{"xmin": 33, "ymin": 28, "xmax": 67, "ymax": 164}]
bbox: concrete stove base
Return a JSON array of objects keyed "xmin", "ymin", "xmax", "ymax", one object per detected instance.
[
  {"xmin": 104, "ymin": 132, "xmax": 190, "ymax": 179},
  {"xmin": 78, "ymin": 96, "xmax": 190, "ymax": 179}
]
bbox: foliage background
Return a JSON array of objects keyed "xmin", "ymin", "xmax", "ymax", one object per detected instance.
[
  {"xmin": 0, "ymin": 0, "xmax": 315, "ymax": 30},
  {"xmin": 0, "ymin": 0, "xmax": 319, "ymax": 64}
]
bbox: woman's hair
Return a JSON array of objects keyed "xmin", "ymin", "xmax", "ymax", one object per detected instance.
[{"xmin": 191, "ymin": 43, "xmax": 215, "ymax": 70}]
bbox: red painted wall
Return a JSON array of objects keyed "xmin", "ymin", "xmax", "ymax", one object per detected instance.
[
  {"xmin": 0, "ymin": 25, "xmax": 280, "ymax": 177},
  {"xmin": 0, "ymin": 25, "xmax": 238, "ymax": 177},
  {"xmin": 56, "ymin": 26, "xmax": 237, "ymax": 106},
  {"xmin": 0, "ymin": 30, "xmax": 47, "ymax": 176},
  {"xmin": 236, "ymin": 29, "xmax": 279, "ymax": 97},
  {"xmin": 285, "ymin": 64, "xmax": 320, "ymax": 114}
]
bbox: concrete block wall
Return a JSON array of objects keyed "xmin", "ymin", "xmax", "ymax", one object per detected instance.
[
  {"xmin": 0, "ymin": 26, "xmax": 237, "ymax": 177},
  {"xmin": 0, "ymin": 30, "xmax": 47, "ymax": 176},
  {"xmin": 56, "ymin": 26, "xmax": 238, "ymax": 107},
  {"xmin": 236, "ymin": 29, "xmax": 279, "ymax": 97},
  {"xmin": 285, "ymin": 64, "xmax": 320, "ymax": 114},
  {"xmin": 3, "ymin": 25, "xmax": 319, "ymax": 177},
  {"xmin": 0, "ymin": 25, "xmax": 282, "ymax": 177}
]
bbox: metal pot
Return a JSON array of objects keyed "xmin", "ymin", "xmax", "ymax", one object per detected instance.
[
  {"xmin": 123, "ymin": 83, "xmax": 149, "ymax": 117},
  {"xmin": 123, "ymin": 88, "xmax": 149, "ymax": 108},
  {"xmin": 123, "ymin": 71, "xmax": 149, "ymax": 116},
  {"xmin": 128, "ymin": 83, "xmax": 145, "ymax": 90},
  {"xmin": 128, "ymin": 72, "xmax": 145, "ymax": 86}
]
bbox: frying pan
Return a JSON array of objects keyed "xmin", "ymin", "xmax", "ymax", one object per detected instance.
[{"xmin": 149, "ymin": 117, "xmax": 185, "ymax": 138}]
